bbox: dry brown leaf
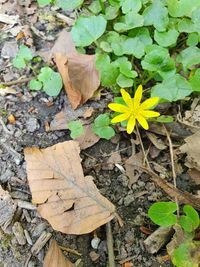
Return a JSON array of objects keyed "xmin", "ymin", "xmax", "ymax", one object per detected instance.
[
  {"xmin": 76, "ymin": 125, "xmax": 100, "ymax": 150},
  {"xmin": 179, "ymin": 130, "xmax": 200, "ymax": 171},
  {"xmin": 43, "ymin": 240, "xmax": 74, "ymax": 267},
  {"xmin": 24, "ymin": 141, "xmax": 115, "ymax": 234},
  {"xmin": 146, "ymin": 132, "xmax": 167, "ymax": 150},
  {"xmin": 188, "ymin": 168, "xmax": 200, "ymax": 185},
  {"xmin": 53, "ymin": 31, "xmax": 100, "ymax": 109},
  {"xmin": 125, "ymin": 152, "xmax": 143, "ymax": 187}
]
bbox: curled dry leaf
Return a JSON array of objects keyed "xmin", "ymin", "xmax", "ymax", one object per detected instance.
[
  {"xmin": 179, "ymin": 130, "xmax": 200, "ymax": 171},
  {"xmin": 52, "ymin": 30, "xmax": 100, "ymax": 109},
  {"xmin": 44, "ymin": 240, "xmax": 74, "ymax": 267},
  {"xmin": 125, "ymin": 151, "xmax": 143, "ymax": 187},
  {"xmin": 24, "ymin": 141, "xmax": 115, "ymax": 234},
  {"xmin": 76, "ymin": 125, "xmax": 100, "ymax": 150}
]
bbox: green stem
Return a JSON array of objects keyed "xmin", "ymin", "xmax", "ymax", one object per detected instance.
[
  {"xmin": 142, "ymin": 72, "xmax": 156, "ymax": 86},
  {"xmin": 99, "ymin": 0, "xmax": 105, "ymax": 13}
]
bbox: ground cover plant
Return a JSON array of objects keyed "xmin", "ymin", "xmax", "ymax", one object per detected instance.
[{"xmin": 0, "ymin": 0, "xmax": 200, "ymax": 266}]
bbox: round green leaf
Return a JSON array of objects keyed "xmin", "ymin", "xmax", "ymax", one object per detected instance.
[
  {"xmin": 148, "ymin": 202, "xmax": 177, "ymax": 227},
  {"xmin": 116, "ymin": 74, "xmax": 134, "ymax": 87},
  {"xmin": 120, "ymin": 0, "xmax": 142, "ymax": 14},
  {"xmin": 187, "ymin": 33, "xmax": 199, "ymax": 47},
  {"xmin": 37, "ymin": 0, "xmax": 51, "ymax": 7},
  {"xmin": 92, "ymin": 114, "xmax": 115, "ymax": 140},
  {"xmin": 189, "ymin": 69, "xmax": 200, "ymax": 92},
  {"xmin": 88, "ymin": 0, "xmax": 102, "ymax": 14},
  {"xmin": 183, "ymin": 205, "xmax": 200, "ymax": 230},
  {"xmin": 12, "ymin": 57, "xmax": 26, "ymax": 69},
  {"xmin": 154, "ymin": 29, "xmax": 179, "ymax": 47},
  {"xmin": 177, "ymin": 47, "xmax": 200, "ymax": 70},
  {"xmin": 56, "ymin": 0, "xmax": 83, "ymax": 10},
  {"xmin": 152, "ymin": 74, "xmax": 192, "ymax": 101},
  {"xmin": 68, "ymin": 121, "xmax": 84, "ymax": 139},
  {"xmin": 105, "ymin": 5, "xmax": 119, "ymax": 20},
  {"xmin": 71, "ymin": 15, "xmax": 107, "ymax": 47},
  {"xmin": 29, "ymin": 79, "xmax": 43, "ymax": 91}
]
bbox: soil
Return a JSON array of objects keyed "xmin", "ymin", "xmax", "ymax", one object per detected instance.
[{"xmin": 0, "ymin": 1, "xmax": 196, "ymax": 267}]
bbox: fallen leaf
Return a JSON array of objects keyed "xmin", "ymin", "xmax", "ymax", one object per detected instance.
[
  {"xmin": 125, "ymin": 151, "xmax": 143, "ymax": 187},
  {"xmin": 44, "ymin": 240, "xmax": 74, "ymax": 267},
  {"xmin": 0, "ymin": 87, "xmax": 17, "ymax": 96},
  {"xmin": 76, "ymin": 125, "xmax": 100, "ymax": 150},
  {"xmin": 52, "ymin": 31, "xmax": 100, "ymax": 109},
  {"xmin": 146, "ymin": 132, "xmax": 167, "ymax": 150},
  {"xmin": 24, "ymin": 141, "xmax": 115, "ymax": 234},
  {"xmin": 179, "ymin": 131, "xmax": 200, "ymax": 171},
  {"xmin": 83, "ymin": 107, "xmax": 94, "ymax": 119}
]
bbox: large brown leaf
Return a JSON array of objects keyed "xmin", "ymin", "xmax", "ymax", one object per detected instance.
[
  {"xmin": 44, "ymin": 240, "xmax": 74, "ymax": 267},
  {"xmin": 53, "ymin": 31, "xmax": 100, "ymax": 109},
  {"xmin": 24, "ymin": 141, "xmax": 115, "ymax": 234}
]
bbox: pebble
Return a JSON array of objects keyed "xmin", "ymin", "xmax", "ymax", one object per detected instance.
[
  {"xmin": 32, "ymin": 222, "xmax": 47, "ymax": 238},
  {"xmin": 123, "ymin": 194, "xmax": 134, "ymax": 206},
  {"xmin": 12, "ymin": 222, "xmax": 26, "ymax": 245},
  {"xmin": 26, "ymin": 118, "xmax": 39, "ymax": 132},
  {"xmin": 24, "ymin": 229, "xmax": 33, "ymax": 245},
  {"xmin": 1, "ymin": 41, "xmax": 18, "ymax": 58},
  {"xmin": 91, "ymin": 236, "xmax": 101, "ymax": 249},
  {"xmin": 17, "ymin": 200, "xmax": 36, "ymax": 210}
]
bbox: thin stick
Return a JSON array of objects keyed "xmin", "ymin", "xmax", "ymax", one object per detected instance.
[
  {"xmin": 59, "ymin": 246, "xmax": 82, "ymax": 256},
  {"xmin": 136, "ymin": 124, "xmax": 150, "ymax": 169},
  {"xmin": 106, "ymin": 222, "xmax": 116, "ymax": 267},
  {"xmin": 1, "ymin": 77, "xmax": 33, "ymax": 86},
  {"xmin": 163, "ymin": 125, "xmax": 179, "ymax": 215}
]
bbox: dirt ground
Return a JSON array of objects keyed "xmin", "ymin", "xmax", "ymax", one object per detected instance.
[{"xmin": 0, "ymin": 1, "xmax": 198, "ymax": 267}]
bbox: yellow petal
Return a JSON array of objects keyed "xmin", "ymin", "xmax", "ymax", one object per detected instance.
[
  {"xmin": 111, "ymin": 113, "xmax": 130, "ymax": 123},
  {"xmin": 120, "ymin": 89, "xmax": 133, "ymax": 108},
  {"xmin": 136, "ymin": 114, "xmax": 149, "ymax": 130},
  {"xmin": 133, "ymin": 85, "xmax": 143, "ymax": 109},
  {"xmin": 108, "ymin": 103, "xmax": 129, "ymax": 113},
  {"xmin": 126, "ymin": 115, "xmax": 136, "ymax": 134},
  {"xmin": 140, "ymin": 97, "xmax": 159, "ymax": 109},
  {"xmin": 140, "ymin": 110, "xmax": 160, "ymax": 118}
]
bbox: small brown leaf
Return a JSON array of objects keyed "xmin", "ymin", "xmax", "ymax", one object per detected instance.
[
  {"xmin": 179, "ymin": 130, "xmax": 200, "ymax": 171},
  {"xmin": 125, "ymin": 152, "xmax": 143, "ymax": 187},
  {"xmin": 52, "ymin": 31, "xmax": 100, "ymax": 109},
  {"xmin": 24, "ymin": 141, "xmax": 115, "ymax": 234},
  {"xmin": 76, "ymin": 125, "xmax": 100, "ymax": 150},
  {"xmin": 44, "ymin": 240, "xmax": 74, "ymax": 267},
  {"xmin": 188, "ymin": 168, "xmax": 200, "ymax": 185}
]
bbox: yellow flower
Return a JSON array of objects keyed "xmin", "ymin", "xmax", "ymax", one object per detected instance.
[{"xmin": 108, "ymin": 85, "xmax": 160, "ymax": 134}]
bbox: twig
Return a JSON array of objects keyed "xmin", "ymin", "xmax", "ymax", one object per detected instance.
[
  {"xmin": 1, "ymin": 77, "xmax": 33, "ymax": 86},
  {"xmin": 106, "ymin": 222, "xmax": 116, "ymax": 267},
  {"xmin": 59, "ymin": 246, "xmax": 81, "ymax": 256},
  {"xmin": 135, "ymin": 124, "xmax": 150, "ymax": 168},
  {"xmin": 0, "ymin": 117, "xmax": 12, "ymax": 135},
  {"xmin": 163, "ymin": 125, "xmax": 179, "ymax": 216}
]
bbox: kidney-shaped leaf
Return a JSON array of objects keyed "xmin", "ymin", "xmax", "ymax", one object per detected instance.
[
  {"xmin": 71, "ymin": 15, "xmax": 107, "ymax": 47},
  {"xmin": 24, "ymin": 141, "xmax": 115, "ymax": 234}
]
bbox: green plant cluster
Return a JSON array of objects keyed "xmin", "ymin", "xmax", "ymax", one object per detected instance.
[
  {"xmin": 12, "ymin": 45, "xmax": 63, "ymax": 97},
  {"xmin": 37, "ymin": 0, "xmax": 84, "ymax": 10},
  {"xmin": 71, "ymin": 0, "xmax": 200, "ymax": 101},
  {"xmin": 148, "ymin": 202, "xmax": 200, "ymax": 267}
]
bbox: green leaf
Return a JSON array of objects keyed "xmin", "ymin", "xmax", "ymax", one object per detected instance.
[
  {"xmin": 155, "ymin": 115, "xmax": 174, "ymax": 123},
  {"xmin": 56, "ymin": 0, "xmax": 83, "ymax": 10},
  {"xmin": 71, "ymin": 15, "xmax": 107, "ymax": 47},
  {"xmin": 128, "ymin": 28, "xmax": 153, "ymax": 47},
  {"xmin": 29, "ymin": 79, "xmax": 43, "ymax": 91},
  {"xmin": 96, "ymin": 54, "xmax": 119, "ymax": 86},
  {"xmin": 148, "ymin": 202, "xmax": 177, "ymax": 227},
  {"xmin": 68, "ymin": 121, "xmax": 84, "ymax": 139},
  {"xmin": 119, "ymin": 61, "xmax": 138, "ymax": 79},
  {"xmin": 167, "ymin": 0, "xmax": 200, "ymax": 18},
  {"xmin": 120, "ymin": 0, "xmax": 142, "ymax": 14},
  {"xmin": 123, "ymin": 37, "xmax": 145, "ymax": 58},
  {"xmin": 105, "ymin": 5, "xmax": 119, "ymax": 20},
  {"xmin": 114, "ymin": 11, "xmax": 143, "ymax": 32},
  {"xmin": 189, "ymin": 69, "xmax": 200, "ymax": 92},
  {"xmin": 37, "ymin": 0, "xmax": 51, "ymax": 7},
  {"xmin": 116, "ymin": 74, "xmax": 134, "ymax": 87},
  {"xmin": 180, "ymin": 205, "xmax": 200, "ymax": 232},
  {"xmin": 187, "ymin": 33, "xmax": 199, "ymax": 47},
  {"xmin": 12, "ymin": 45, "xmax": 33, "ymax": 69},
  {"xmin": 88, "ymin": 0, "xmax": 102, "ymax": 14},
  {"xmin": 177, "ymin": 47, "xmax": 200, "ymax": 70},
  {"xmin": 38, "ymin": 67, "xmax": 63, "ymax": 96},
  {"xmin": 152, "ymin": 74, "xmax": 192, "ymax": 101},
  {"xmin": 178, "ymin": 19, "xmax": 197, "ymax": 33},
  {"xmin": 100, "ymin": 41, "xmax": 112, "ymax": 52},
  {"xmin": 172, "ymin": 243, "xmax": 197, "ymax": 267},
  {"xmin": 154, "ymin": 29, "xmax": 179, "ymax": 47},
  {"xmin": 92, "ymin": 114, "xmax": 115, "ymax": 140},
  {"xmin": 143, "ymin": 0, "xmax": 169, "ymax": 31},
  {"xmin": 191, "ymin": 7, "xmax": 200, "ymax": 32}
]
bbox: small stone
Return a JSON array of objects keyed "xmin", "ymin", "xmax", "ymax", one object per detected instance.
[
  {"xmin": 32, "ymin": 222, "xmax": 47, "ymax": 238},
  {"xmin": 17, "ymin": 200, "xmax": 36, "ymax": 210},
  {"xmin": 24, "ymin": 229, "xmax": 33, "ymax": 245},
  {"xmin": 0, "ymin": 186, "xmax": 16, "ymax": 227},
  {"xmin": 89, "ymin": 251, "xmax": 100, "ymax": 262},
  {"xmin": 125, "ymin": 230, "xmax": 135, "ymax": 243},
  {"xmin": 1, "ymin": 41, "xmax": 18, "ymax": 58},
  {"xmin": 12, "ymin": 222, "xmax": 26, "ymax": 245},
  {"xmin": 124, "ymin": 194, "xmax": 134, "ymax": 206},
  {"xmin": 91, "ymin": 236, "xmax": 101, "ymax": 249},
  {"xmin": 26, "ymin": 118, "xmax": 39, "ymax": 132}
]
